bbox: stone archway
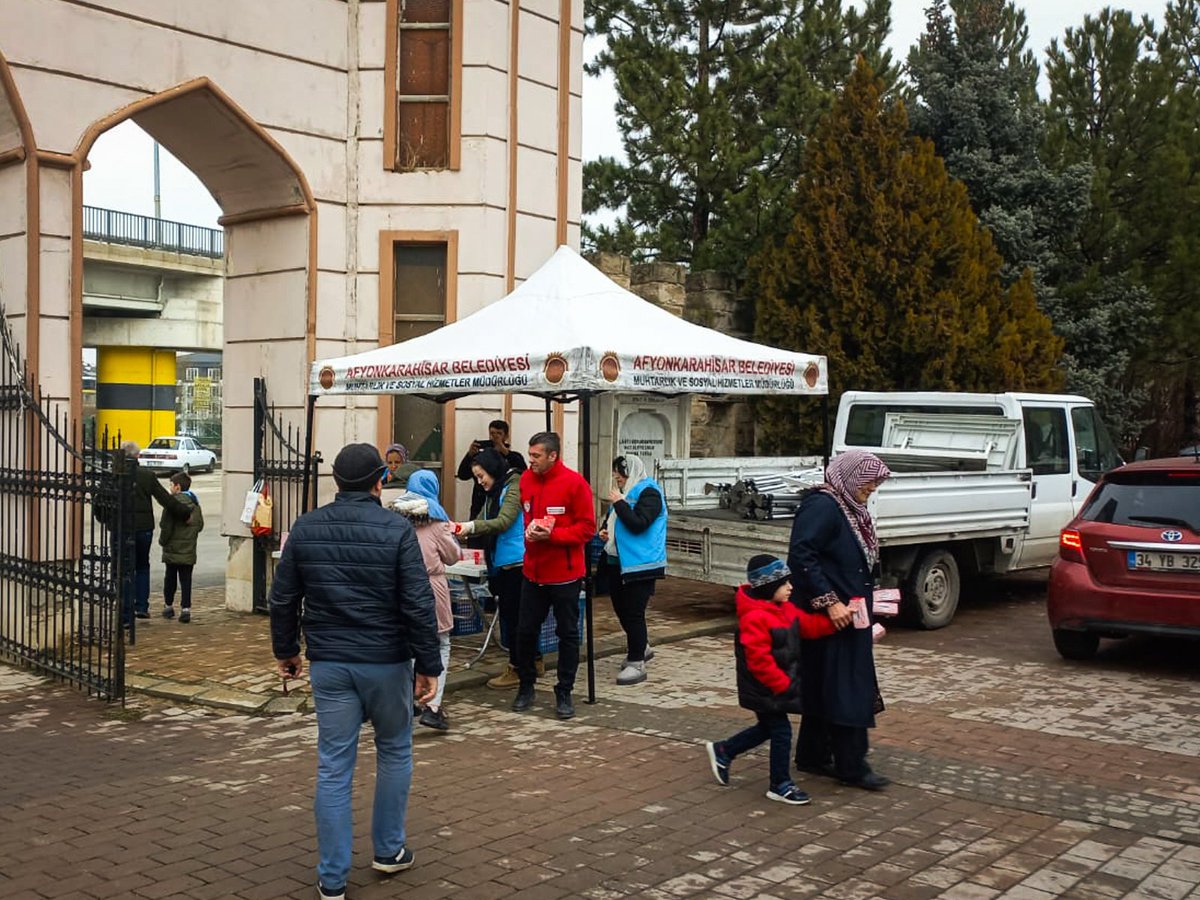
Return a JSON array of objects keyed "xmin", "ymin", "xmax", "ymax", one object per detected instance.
[
  {"xmin": 70, "ymin": 78, "xmax": 318, "ymax": 608},
  {"xmin": 0, "ymin": 49, "xmax": 40, "ymax": 378}
]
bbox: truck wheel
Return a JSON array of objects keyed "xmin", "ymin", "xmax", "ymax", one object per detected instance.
[
  {"xmin": 1052, "ymin": 629, "xmax": 1099, "ymax": 661},
  {"xmin": 906, "ymin": 548, "xmax": 960, "ymax": 629}
]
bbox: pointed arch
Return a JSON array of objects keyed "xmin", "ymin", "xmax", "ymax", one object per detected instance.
[
  {"xmin": 0, "ymin": 48, "xmax": 42, "ymax": 376},
  {"xmin": 68, "ymin": 78, "xmax": 319, "ymax": 430}
]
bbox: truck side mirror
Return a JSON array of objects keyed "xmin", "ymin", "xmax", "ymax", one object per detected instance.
[{"xmin": 1134, "ymin": 447, "xmax": 1149, "ymax": 461}]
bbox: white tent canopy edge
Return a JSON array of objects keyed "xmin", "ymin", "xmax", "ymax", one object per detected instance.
[{"xmin": 309, "ymin": 245, "xmax": 828, "ymax": 401}]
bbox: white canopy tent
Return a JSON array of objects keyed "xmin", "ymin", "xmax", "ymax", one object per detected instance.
[
  {"xmin": 306, "ymin": 245, "xmax": 829, "ymax": 701},
  {"xmin": 310, "ymin": 245, "xmax": 827, "ymax": 401}
]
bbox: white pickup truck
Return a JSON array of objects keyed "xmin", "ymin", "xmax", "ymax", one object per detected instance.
[{"xmin": 659, "ymin": 391, "xmax": 1124, "ymax": 628}]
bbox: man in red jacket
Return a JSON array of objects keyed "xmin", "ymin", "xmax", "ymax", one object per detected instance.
[{"xmin": 513, "ymin": 431, "xmax": 596, "ymax": 719}]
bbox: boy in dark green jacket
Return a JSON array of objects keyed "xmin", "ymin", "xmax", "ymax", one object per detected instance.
[{"xmin": 159, "ymin": 472, "xmax": 204, "ymax": 623}]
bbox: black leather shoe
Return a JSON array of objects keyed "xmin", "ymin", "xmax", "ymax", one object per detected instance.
[
  {"xmin": 554, "ymin": 687, "xmax": 575, "ymax": 720},
  {"xmin": 841, "ymin": 771, "xmax": 890, "ymax": 791},
  {"xmin": 512, "ymin": 686, "xmax": 535, "ymax": 712}
]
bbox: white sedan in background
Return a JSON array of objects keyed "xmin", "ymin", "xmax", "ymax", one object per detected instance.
[{"xmin": 140, "ymin": 436, "xmax": 218, "ymax": 475}]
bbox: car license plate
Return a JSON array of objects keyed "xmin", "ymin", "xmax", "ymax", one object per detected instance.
[{"xmin": 1127, "ymin": 550, "xmax": 1200, "ymax": 573}]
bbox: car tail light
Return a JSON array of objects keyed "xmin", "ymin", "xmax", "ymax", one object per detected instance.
[{"xmin": 1059, "ymin": 528, "xmax": 1085, "ymax": 563}]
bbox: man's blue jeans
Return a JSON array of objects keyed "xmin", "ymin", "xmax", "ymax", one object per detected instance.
[{"xmin": 310, "ymin": 660, "xmax": 414, "ymax": 890}]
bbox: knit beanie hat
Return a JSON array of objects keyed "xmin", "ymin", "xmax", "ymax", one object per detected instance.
[
  {"xmin": 746, "ymin": 554, "xmax": 791, "ymax": 600},
  {"xmin": 332, "ymin": 443, "xmax": 388, "ymax": 492}
]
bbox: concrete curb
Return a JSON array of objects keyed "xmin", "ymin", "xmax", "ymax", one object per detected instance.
[{"xmin": 126, "ymin": 615, "xmax": 737, "ymax": 715}]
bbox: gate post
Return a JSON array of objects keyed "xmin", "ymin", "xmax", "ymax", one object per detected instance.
[{"xmin": 251, "ymin": 377, "xmax": 267, "ymax": 613}]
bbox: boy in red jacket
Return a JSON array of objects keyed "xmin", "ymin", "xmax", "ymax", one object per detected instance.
[
  {"xmin": 512, "ymin": 432, "xmax": 596, "ymax": 720},
  {"xmin": 705, "ymin": 555, "xmax": 810, "ymax": 805}
]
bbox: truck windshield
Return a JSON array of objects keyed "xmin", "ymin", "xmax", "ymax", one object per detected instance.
[
  {"xmin": 844, "ymin": 404, "xmax": 1002, "ymax": 447},
  {"xmin": 1070, "ymin": 407, "xmax": 1124, "ymax": 482}
]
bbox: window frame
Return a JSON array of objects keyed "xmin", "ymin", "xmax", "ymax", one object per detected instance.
[
  {"xmin": 384, "ymin": 0, "xmax": 463, "ymax": 172},
  {"xmin": 376, "ymin": 230, "xmax": 460, "ymax": 508},
  {"xmin": 1022, "ymin": 406, "xmax": 1071, "ymax": 477}
]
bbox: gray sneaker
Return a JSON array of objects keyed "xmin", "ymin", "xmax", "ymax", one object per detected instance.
[{"xmin": 616, "ymin": 661, "xmax": 647, "ymax": 685}]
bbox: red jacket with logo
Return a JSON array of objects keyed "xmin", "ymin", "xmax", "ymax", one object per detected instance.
[{"xmin": 519, "ymin": 459, "xmax": 596, "ymax": 584}]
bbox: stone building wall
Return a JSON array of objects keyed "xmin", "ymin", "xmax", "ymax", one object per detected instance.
[{"xmin": 592, "ymin": 254, "xmax": 756, "ymax": 457}]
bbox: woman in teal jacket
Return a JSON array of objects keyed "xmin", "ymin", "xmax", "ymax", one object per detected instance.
[
  {"xmin": 601, "ymin": 455, "xmax": 666, "ymax": 686},
  {"xmin": 452, "ymin": 448, "xmax": 540, "ymax": 687}
]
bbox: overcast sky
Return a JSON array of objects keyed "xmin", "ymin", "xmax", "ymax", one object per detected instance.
[{"xmin": 83, "ymin": 1, "xmax": 1167, "ymax": 230}]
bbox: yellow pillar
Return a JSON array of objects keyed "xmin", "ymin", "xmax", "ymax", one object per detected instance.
[{"xmin": 95, "ymin": 348, "xmax": 176, "ymax": 449}]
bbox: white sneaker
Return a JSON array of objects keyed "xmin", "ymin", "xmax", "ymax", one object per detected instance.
[{"xmin": 615, "ymin": 661, "xmax": 647, "ymax": 685}]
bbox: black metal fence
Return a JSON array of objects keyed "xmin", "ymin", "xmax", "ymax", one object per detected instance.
[
  {"xmin": 0, "ymin": 309, "xmax": 129, "ymax": 701},
  {"xmin": 83, "ymin": 205, "xmax": 224, "ymax": 258},
  {"xmin": 252, "ymin": 378, "xmax": 320, "ymax": 613}
]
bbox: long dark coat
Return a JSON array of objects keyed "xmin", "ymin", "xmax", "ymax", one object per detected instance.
[{"xmin": 787, "ymin": 490, "xmax": 879, "ymax": 729}]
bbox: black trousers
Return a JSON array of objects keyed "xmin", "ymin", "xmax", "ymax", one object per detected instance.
[
  {"xmin": 164, "ymin": 563, "xmax": 194, "ymax": 608},
  {"xmin": 609, "ymin": 577, "xmax": 654, "ymax": 661},
  {"xmin": 516, "ymin": 579, "xmax": 581, "ymax": 692},
  {"xmin": 488, "ymin": 566, "xmax": 539, "ymax": 666},
  {"xmin": 795, "ymin": 714, "xmax": 870, "ymax": 781}
]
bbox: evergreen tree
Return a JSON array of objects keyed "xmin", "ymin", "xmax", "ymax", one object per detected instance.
[
  {"xmin": 584, "ymin": 0, "xmax": 893, "ymax": 273},
  {"xmin": 907, "ymin": 0, "xmax": 1146, "ymax": 441},
  {"xmin": 1046, "ymin": 5, "xmax": 1200, "ymax": 449},
  {"xmin": 907, "ymin": 0, "xmax": 1090, "ymax": 290},
  {"xmin": 750, "ymin": 58, "xmax": 1062, "ymax": 453}
]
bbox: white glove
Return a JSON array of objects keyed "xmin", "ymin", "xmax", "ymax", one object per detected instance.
[{"xmin": 452, "ymin": 520, "xmax": 475, "ymax": 536}]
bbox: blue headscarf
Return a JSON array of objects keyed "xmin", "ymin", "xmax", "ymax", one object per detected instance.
[{"xmin": 405, "ymin": 469, "xmax": 449, "ymax": 521}]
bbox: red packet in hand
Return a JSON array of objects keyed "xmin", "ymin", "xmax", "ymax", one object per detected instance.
[
  {"xmin": 848, "ymin": 597, "xmax": 871, "ymax": 629},
  {"xmin": 532, "ymin": 515, "xmax": 556, "ymax": 532}
]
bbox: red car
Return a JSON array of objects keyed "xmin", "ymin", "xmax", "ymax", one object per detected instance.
[{"xmin": 1048, "ymin": 455, "xmax": 1200, "ymax": 660}]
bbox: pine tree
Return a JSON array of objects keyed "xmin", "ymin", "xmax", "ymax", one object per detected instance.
[
  {"xmin": 1045, "ymin": 5, "xmax": 1200, "ymax": 449},
  {"xmin": 750, "ymin": 58, "xmax": 1062, "ymax": 453},
  {"xmin": 584, "ymin": 0, "xmax": 893, "ymax": 273},
  {"xmin": 907, "ymin": 0, "xmax": 1146, "ymax": 442}
]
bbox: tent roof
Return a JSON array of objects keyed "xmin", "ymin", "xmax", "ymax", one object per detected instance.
[{"xmin": 310, "ymin": 245, "xmax": 826, "ymax": 399}]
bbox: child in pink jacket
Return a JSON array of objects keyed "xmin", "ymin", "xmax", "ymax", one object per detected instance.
[{"xmin": 392, "ymin": 470, "xmax": 460, "ymax": 730}]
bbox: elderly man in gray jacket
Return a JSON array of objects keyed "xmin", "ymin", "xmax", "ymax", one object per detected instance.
[{"xmin": 270, "ymin": 443, "xmax": 442, "ymax": 900}]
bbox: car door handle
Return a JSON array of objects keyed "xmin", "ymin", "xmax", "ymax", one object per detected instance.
[
  {"xmin": 1031, "ymin": 481, "xmax": 1037, "ymax": 500},
  {"xmin": 1072, "ymin": 481, "xmax": 1078, "ymax": 498}
]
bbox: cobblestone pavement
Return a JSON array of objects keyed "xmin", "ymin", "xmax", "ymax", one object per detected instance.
[
  {"xmin": 122, "ymin": 578, "xmax": 734, "ymax": 711},
  {"xmin": 2, "ymin": 577, "xmax": 1199, "ymax": 899}
]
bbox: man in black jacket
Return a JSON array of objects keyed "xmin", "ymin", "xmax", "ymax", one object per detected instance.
[
  {"xmin": 119, "ymin": 441, "xmax": 192, "ymax": 624},
  {"xmin": 270, "ymin": 443, "xmax": 442, "ymax": 900}
]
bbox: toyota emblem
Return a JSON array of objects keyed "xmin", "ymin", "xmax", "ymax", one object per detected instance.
[{"xmin": 1162, "ymin": 530, "xmax": 1183, "ymax": 542}]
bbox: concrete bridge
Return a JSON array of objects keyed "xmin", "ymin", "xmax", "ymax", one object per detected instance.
[{"xmin": 82, "ymin": 205, "xmax": 223, "ymax": 447}]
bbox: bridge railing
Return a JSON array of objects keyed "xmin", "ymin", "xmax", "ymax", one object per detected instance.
[{"xmin": 82, "ymin": 206, "xmax": 224, "ymax": 259}]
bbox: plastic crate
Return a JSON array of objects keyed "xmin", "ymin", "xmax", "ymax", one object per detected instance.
[
  {"xmin": 449, "ymin": 577, "xmax": 488, "ymax": 636},
  {"xmin": 537, "ymin": 591, "xmax": 587, "ymax": 654}
]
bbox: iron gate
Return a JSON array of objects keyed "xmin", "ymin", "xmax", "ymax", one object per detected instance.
[
  {"xmin": 252, "ymin": 377, "xmax": 320, "ymax": 613},
  {"xmin": 0, "ymin": 309, "xmax": 129, "ymax": 701}
]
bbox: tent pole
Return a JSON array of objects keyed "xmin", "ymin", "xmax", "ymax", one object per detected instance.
[
  {"xmin": 581, "ymin": 393, "xmax": 596, "ymax": 704},
  {"xmin": 544, "ymin": 397, "xmax": 552, "ymax": 432},
  {"xmin": 302, "ymin": 394, "xmax": 317, "ymax": 514},
  {"xmin": 821, "ymin": 394, "xmax": 831, "ymax": 467}
]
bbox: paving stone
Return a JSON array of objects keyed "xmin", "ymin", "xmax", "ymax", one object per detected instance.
[
  {"xmin": 3, "ymin": 578, "xmax": 1199, "ymax": 900},
  {"xmin": 188, "ymin": 686, "xmax": 268, "ymax": 712}
]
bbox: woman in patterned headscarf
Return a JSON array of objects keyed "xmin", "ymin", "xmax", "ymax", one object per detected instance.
[
  {"xmin": 383, "ymin": 443, "xmax": 420, "ymax": 490},
  {"xmin": 787, "ymin": 449, "xmax": 892, "ymax": 791}
]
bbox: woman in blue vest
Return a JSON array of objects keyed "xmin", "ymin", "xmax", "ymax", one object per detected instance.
[
  {"xmin": 452, "ymin": 448, "xmax": 541, "ymax": 688},
  {"xmin": 601, "ymin": 454, "xmax": 667, "ymax": 685}
]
